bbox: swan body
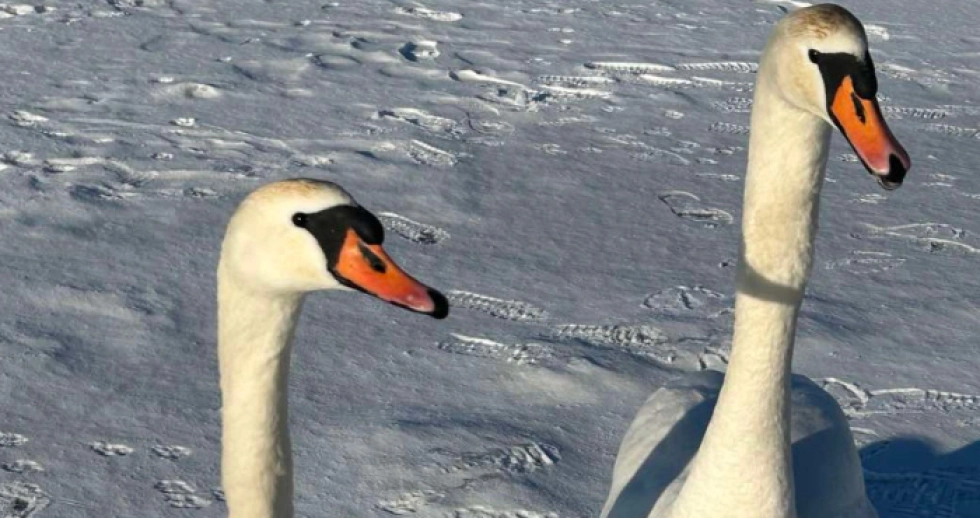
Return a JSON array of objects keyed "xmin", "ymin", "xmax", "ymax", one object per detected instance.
[
  {"xmin": 601, "ymin": 373, "xmax": 877, "ymax": 518},
  {"xmin": 600, "ymin": 5, "xmax": 910, "ymax": 518},
  {"xmin": 217, "ymin": 179, "xmax": 448, "ymax": 518}
]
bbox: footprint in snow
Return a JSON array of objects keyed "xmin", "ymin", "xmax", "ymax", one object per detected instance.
[
  {"xmin": 584, "ymin": 61, "xmax": 676, "ymax": 75},
  {"xmin": 0, "ymin": 482, "xmax": 50, "ymax": 517},
  {"xmin": 453, "ymin": 506, "xmax": 558, "ymax": 518},
  {"xmin": 861, "ymin": 388, "xmax": 980, "ymax": 418},
  {"xmin": 378, "ymin": 212, "xmax": 450, "ymax": 245},
  {"xmin": 155, "ymin": 480, "xmax": 212, "ymax": 509},
  {"xmin": 437, "ymin": 333, "xmax": 554, "ymax": 366},
  {"xmin": 151, "ymin": 445, "xmax": 192, "ymax": 460},
  {"xmin": 547, "ymin": 324, "xmax": 672, "ymax": 362},
  {"xmin": 375, "ymin": 108, "xmax": 460, "ymax": 137},
  {"xmin": 376, "ymin": 490, "xmax": 444, "ymax": 515},
  {"xmin": 0, "ymin": 432, "xmax": 28, "ymax": 447},
  {"xmin": 881, "ymin": 106, "xmax": 948, "ymax": 120},
  {"xmin": 404, "ymin": 140, "xmax": 459, "ymax": 167},
  {"xmin": 817, "ymin": 377, "xmax": 870, "ymax": 417},
  {"xmin": 643, "ymin": 285, "xmax": 732, "ymax": 319},
  {"xmin": 919, "ymin": 123, "xmax": 977, "ymax": 138},
  {"xmin": 446, "ymin": 291, "xmax": 548, "ymax": 322},
  {"xmin": 818, "ymin": 378, "xmax": 980, "ymax": 419},
  {"xmin": 450, "ymin": 70, "xmax": 523, "ymax": 87},
  {"xmin": 825, "ymin": 251, "xmax": 905, "ymax": 274},
  {"xmin": 1, "ymin": 460, "xmax": 44, "ymax": 474},
  {"xmin": 850, "ymin": 223, "xmax": 980, "ymax": 255},
  {"xmin": 0, "ymin": 4, "xmax": 53, "ymax": 20},
  {"xmin": 658, "ymin": 191, "xmax": 734, "ymax": 227},
  {"xmin": 466, "ymin": 117, "xmax": 515, "ymax": 138},
  {"xmin": 371, "ymin": 140, "xmax": 459, "ymax": 168},
  {"xmin": 398, "ymin": 40, "xmax": 439, "ymax": 61},
  {"xmin": 675, "ymin": 61, "xmax": 759, "ymax": 73},
  {"xmin": 851, "ymin": 193, "xmax": 888, "ymax": 205},
  {"xmin": 849, "ymin": 427, "xmax": 880, "ymax": 448},
  {"xmin": 534, "ymin": 75, "xmax": 616, "ymax": 89},
  {"xmin": 707, "ymin": 121, "xmax": 750, "ymax": 135},
  {"xmin": 476, "ymin": 86, "xmax": 552, "ymax": 112},
  {"xmin": 434, "ymin": 441, "xmax": 561, "ymax": 476},
  {"xmin": 89, "ymin": 441, "xmax": 134, "ymax": 456},
  {"xmin": 393, "ymin": 5, "xmax": 462, "ymax": 22},
  {"xmin": 711, "ymin": 98, "xmax": 753, "ymax": 113}
]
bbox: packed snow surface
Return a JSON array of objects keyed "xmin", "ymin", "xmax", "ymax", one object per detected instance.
[{"xmin": 0, "ymin": 0, "xmax": 978, "ymax": 516}]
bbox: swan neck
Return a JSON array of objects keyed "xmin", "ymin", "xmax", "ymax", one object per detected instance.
[
  {"xmin": 218, "ymin": 267, "xmax": 303, "ymax": 518},
  {"xmin": 669, "ymin": 69, "xmax": 830, "ymax": 518}
]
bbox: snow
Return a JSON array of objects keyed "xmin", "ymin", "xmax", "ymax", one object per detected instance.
[{"xmin": 0, "ymin": 0, "xmax": 978, "ymax": 516}]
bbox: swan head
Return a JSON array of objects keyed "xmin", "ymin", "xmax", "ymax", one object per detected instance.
[
  {"xmin": 220, "ymin": 178, "xmax": 448, "ymax": 318},
  {"xmin": 766, "ymin": 4, "xmax": 911, "ymax": 189}
]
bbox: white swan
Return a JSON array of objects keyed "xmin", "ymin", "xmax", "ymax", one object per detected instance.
[
  {"xmin": 217, "ymin": 179, "xmax": 448, "ymax": 518},
  {"xmin": 600, "ymin": 5, "xmax": 910, "ymax": 518}
]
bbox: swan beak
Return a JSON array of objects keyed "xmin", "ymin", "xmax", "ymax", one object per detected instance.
[
  {"xmin": 333, "ymin": 230, "xmax": 449, "ymax": 319},
  {"xmin": 830, "ymin": 76, "xmax": 911, "ymax": 190}
]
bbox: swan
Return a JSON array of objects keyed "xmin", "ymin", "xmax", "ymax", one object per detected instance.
[
  {"xmin": 600, "ymin": 5, "xmax": 910, "ymax": 518},
  {"xmin": 217, "ymin": 178, "xmax": 448, "ymax": 518}
]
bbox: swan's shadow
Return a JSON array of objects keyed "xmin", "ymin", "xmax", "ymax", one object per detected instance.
[
  {"xmin": 861, "ymin": 437, "xmax": 980, "ymax": 518},
  {"xmin": 602, "ymin": 402, "xmax": 980, "ymax": 518}
]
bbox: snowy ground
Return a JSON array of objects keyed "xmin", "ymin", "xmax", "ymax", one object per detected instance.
[{"xmin": 0, "ymin": 0, "xmax": 979, "ymax": 516}]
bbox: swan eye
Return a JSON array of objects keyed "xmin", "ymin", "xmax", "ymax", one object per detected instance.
[
  {"xmin": 292, "ymin": 213, "xmax": 308, "ymax": 228},
  {"xmin": 808, "ymin": 49, "xmax": 821, "ymax": 63}
]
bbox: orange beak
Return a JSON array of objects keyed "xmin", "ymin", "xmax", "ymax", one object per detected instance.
[
  {"xmin": 332, "ymin": 230, "xmax": 448, "ymax": 318},
  {"xmin": 830, "ymin": 76, "xmax": 911, "ymax": 190}
]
